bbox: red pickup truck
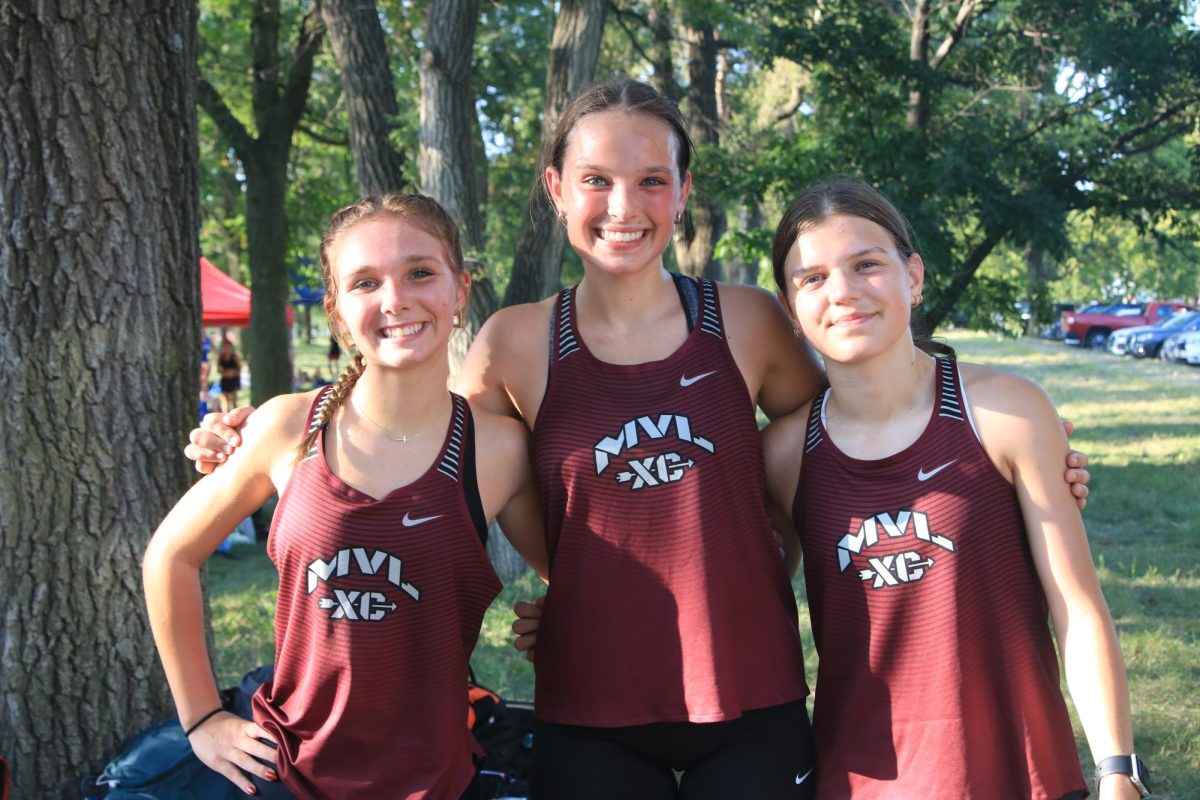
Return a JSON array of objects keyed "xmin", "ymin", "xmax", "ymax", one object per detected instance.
[{"xmin": 1063, "ymin": 301, "xmax": 1191, "ymax": 349}]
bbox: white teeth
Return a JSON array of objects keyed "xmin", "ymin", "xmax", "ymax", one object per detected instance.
[
  {"xmin": 382, "ymin": 323, "xmax": 423, "ymax": 338},
  {"xmin": 600, "ymin": 229, "xmax": 645, "ymax": 243}
]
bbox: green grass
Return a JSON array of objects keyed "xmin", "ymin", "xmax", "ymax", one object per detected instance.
[{"xmin": 210, "ymin": 331, "xmax": 1200, "ymax": 796}]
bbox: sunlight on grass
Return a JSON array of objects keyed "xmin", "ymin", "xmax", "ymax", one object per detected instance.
[{"xmin": 209, "ymin": 331, "xmax": 1200, "ymax": 796}]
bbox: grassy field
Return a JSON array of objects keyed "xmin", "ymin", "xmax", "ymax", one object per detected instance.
[{"xmin": 209, "ymin": 331, "xmax": 1200, "ymax": 796}]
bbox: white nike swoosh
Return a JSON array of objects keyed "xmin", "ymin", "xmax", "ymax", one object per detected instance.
[
  {"xmin": 795, "ymin": 768, "xmax": 813, "ymax": 785},
  {"xmin": 680, "ymin": 371, "xmax": 716, "ymax": 387},
  {"xmin": 402, "ymin": 512, "xmax": 443, "ymax": 527},
  {"xmin": 917, "ymin": 460, "xmax": 957, "ymax": 481}
]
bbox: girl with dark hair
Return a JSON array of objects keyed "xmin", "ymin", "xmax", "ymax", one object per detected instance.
[
  {"xmin": 145, "ymin": 194, "xmax": 548, "ymax": 800},
  {"xmin": 763, "ymin": 179, "xmax": 1141, "ymax": 800}
]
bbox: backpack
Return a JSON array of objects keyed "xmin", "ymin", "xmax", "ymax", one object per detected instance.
[
  {"xmin": 468, "ymin": 681, "xmax": 535, "ymax": 800},
  {"xmin": 81, "ymin": 667, "xmax": 274, "ymax": 800}
]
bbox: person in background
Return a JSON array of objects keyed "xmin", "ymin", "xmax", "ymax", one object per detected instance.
[
  {"xmin": 762, "ymin": 178, "xmax": 1142, "ymax": 800},
  {"xmin": 217, "ymin": 337, "xmax": 242, "ymax": 413}
]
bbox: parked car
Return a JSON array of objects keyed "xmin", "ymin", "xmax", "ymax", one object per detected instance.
[
  {"xmin": 1173, "ymin": 329, "xmax": 1200, "ymax": 365},
  {"xmin": 1062, "ymin": 301, "xmax": 1190, "ymax": 349},
  {"xmin": 1129, "ymin": 312, "xmax": 1200, "ymax": 359}
]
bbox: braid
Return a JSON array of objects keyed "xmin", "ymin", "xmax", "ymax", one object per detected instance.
[{"xmin": 295, "ymin": 352, "xmax": 367, "ymax": 462}]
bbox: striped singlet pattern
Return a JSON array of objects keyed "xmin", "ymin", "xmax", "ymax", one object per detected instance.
[
  {"xmin": 253, "ymin": 390, "xmax": 501, "ymax": 800},
  {"xmin": 794, "ymin": 357, "xmax": 1086, "ymax": 800},
  {"xmin": 530, "ymin": 276, "xmax": 808, "ymax": 727}
]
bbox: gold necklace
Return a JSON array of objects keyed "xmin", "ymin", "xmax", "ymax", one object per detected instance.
[{"xmin": 351, "ymin": 396, "xmax": 427, "ymax": 444}]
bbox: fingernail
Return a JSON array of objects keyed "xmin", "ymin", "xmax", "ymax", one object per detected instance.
[
  {"xmin": 266, "ymin": 772, "xmax": 278, "ymax": 782},
  {"xmin": 222, "ymin": 445, "xmax": 233, "ymax": 454},
  {"xmin": 244, "ymin": 787, "xmax": 256, "ymax": 796}
]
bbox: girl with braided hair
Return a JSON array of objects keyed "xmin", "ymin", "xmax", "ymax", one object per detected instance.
[{"xmin": 144, "ymin": 194, "xmax": 548, "ymax": 800}]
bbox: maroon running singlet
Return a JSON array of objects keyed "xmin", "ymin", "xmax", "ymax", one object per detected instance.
[
  {"xmin": 794, "ymin": 357, "xmax": 1087, "ymax": 800},
  {"xmin": 531, "ymin": 276, "xmax": 808, "ymax": 727},
  {"xmin": 253, "ymin": 390, "xmax": 501, "ymax": 800}
]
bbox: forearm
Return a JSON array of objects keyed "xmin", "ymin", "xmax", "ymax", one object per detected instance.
[
  {"xmin": 143, "ymin": 549, "xmax": 223, "ymax": 727},
  {"xmin": 1058, "ymin": 605, "xmax": 1134, "ymax": 762}
]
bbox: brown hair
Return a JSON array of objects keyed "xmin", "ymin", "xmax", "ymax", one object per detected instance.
[
  {"xmin": 540, "ymin": 79, "xmax": 693, "ymax": 206},
  {"xmin": 771, "ymin": 178, "xmax": 916, "ymax": 293},
  {"xmin": 770, "ymin": 178, "xmax": 954, "ymax": 357},
  {"xmin": 297, "ymin": 193, "xmax": 465, "ymax": 460}
]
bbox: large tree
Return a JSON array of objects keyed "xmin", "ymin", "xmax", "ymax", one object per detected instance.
[
  {"xmin": 501, "ymin": 0, "xmax": 609, "ymax": 306},
  {"xmin": 740, "ymin": 0, "xmax": 1200, "ymax": 331},
  {"xmin": 0, "ymin": 1, "xmax": 199, "ymax": 795},
  {"xmin": 198, "ymin": 0, "xmax": 323, "ymax": 403},
  {"xmin": 318, "ymin": 0, "xmax": 408, "ymax": 195}
]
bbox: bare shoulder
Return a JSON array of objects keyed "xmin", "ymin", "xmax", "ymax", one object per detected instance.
[
  {"xmin": 959, "ymin": 361, "xmax": 1065, "ymax": 472},
  {"xmin": 237, "ymin": 390, "xmax": 320, "ymax": 456},
  {"xmin": 458, "ymin": 297, "xmax": 556, "ymax": 419},
  {"xmin": 715, "ymin": 281, "xmax": 790, "ymax": 327},
  {"xmin": 959, "ymin": 362, "xmax": 1056, "ymax": 419},
  {"xmin": 717, "ymin": 281, "xmax": 822, "ymax": 419}
]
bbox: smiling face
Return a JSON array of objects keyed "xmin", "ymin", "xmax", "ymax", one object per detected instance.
[
  {"xmin": 546, "ymin": 110, "xmax": 691, "ymax": 277},
  {"xmin": 328, "ymin": 215, "xmax": 468, "ymax": 370},
  {"xmin": 782, "ymin": 214, "xmax": 924, "ymax": 365}
]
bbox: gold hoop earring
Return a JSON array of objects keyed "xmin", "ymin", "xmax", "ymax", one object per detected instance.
[{"xmin": 911, "ymin": 293, "xmax": 924, "ymax": 308}]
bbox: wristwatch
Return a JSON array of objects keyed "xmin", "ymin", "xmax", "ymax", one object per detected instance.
[{"xmin": 1095, "ymin": 754, "xmax": 1151, "ymax": 797}]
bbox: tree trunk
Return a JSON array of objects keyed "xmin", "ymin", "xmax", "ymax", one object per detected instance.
[
  {"xmin": 198, "ymin": 1, "xmax": 323, "ymax": 404},
  {"xmin": 673, "ymin": 20, "xmax": 725, "ymax": 280},
  {"xmin": 0, "ymin": 2, "xmax": 198, "ymax": 795},
  {"xmin": 318, "ymin": 0, "xmax": 408, "ymax": 196},
  {"xmin": 418, "ymin": 0, "xmax": 500, "ymax": 343},
  {"xmin": 243, "ymin": 143, "xmax": 295, "ymax": 405},
  {"xmin": 502, "ymin": 0, "xmax": 609, "ymax": 308},
  {"xmin": 907, "ymin": 0, "xmax": 931, "ymax": 130}
]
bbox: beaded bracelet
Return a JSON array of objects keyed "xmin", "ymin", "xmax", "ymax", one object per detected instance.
[{"xmin": 184, "ymin": 707, "xmax": 224, "ymax": 737}]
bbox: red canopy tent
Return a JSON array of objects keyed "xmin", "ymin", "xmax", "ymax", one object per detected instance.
[{"xmin": 200, "ymin": 256, "xmax": 293, "ymax": 327}]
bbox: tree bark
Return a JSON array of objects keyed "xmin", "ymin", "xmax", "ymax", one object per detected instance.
[
  {"xmin": 318, "ymin": 0, "xmax": 408, "ymax": 196},
  {"xmin": 502, "ymin": 0, "xmax": 609, "ymax": 309},
  {"xmin": 906, "ymin": 0, "xmax": 932, "ymax": 130},
  {"xmin": 418, "ymin": 0, "xmax": 500, "ymax": 349},
  {"xmin": 0, "ymin": 1, "xmax": 198, "ymax": 795},
  {"xmin": 198, "ymin": 1, "xmax": 323, "ymax": 405},
  {"xmin": 673, "ymin": 20, "xmax": 725, "ymax": 280}
]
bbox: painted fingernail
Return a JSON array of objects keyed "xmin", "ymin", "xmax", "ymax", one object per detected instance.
[
  {"xmin": 244, "ymin": 787, "xmax": 256, "ymax": 795},
  {"xmin": 266, "ymin": 771, "xmax": 278, "ymax": 782}
]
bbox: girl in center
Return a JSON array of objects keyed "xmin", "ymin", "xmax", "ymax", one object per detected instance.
[{"xmin": 459, "ymin": 79, "xmax": 822, "ymax": 799}]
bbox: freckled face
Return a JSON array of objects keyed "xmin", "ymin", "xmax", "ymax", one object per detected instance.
[
  {"xmin": 547, "ymin": 110, "xmax": 691, "ymax": 277},
  {"xmin": 783, "ymin": 214, "xmax": 923, "ymax": 364},
  {"xmin": 330, "ymin": 217, "xmax": 468, "ymax": 369}
]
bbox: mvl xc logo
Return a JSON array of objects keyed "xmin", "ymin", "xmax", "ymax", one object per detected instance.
[
  {"xmin": 307, "ymin": 547, "xmax": 420, "ymax": 621},
  {"xmin": 837, "ymin": 511, "xmax": 956, "ymax": 589},
  {"xmin": 593, "ymin": 414, "xmax": 715, "ymax": 490}
]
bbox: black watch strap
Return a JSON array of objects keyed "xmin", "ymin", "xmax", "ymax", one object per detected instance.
[{"xmin": 1095, "ymin": 754, "xmax": 1151, "ymax": 796}]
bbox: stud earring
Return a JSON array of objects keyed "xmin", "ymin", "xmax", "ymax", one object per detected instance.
[
  {"xmin": 674, "ymin": 211, "xmax": 683, "ymax": 225},
  {"xmin": 557, "ymin": 209, "xmax": 567, "ymax": 225},
  {"xmin": 452, "ymin": 309, "xmax": 465, "ymax": 329}
]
